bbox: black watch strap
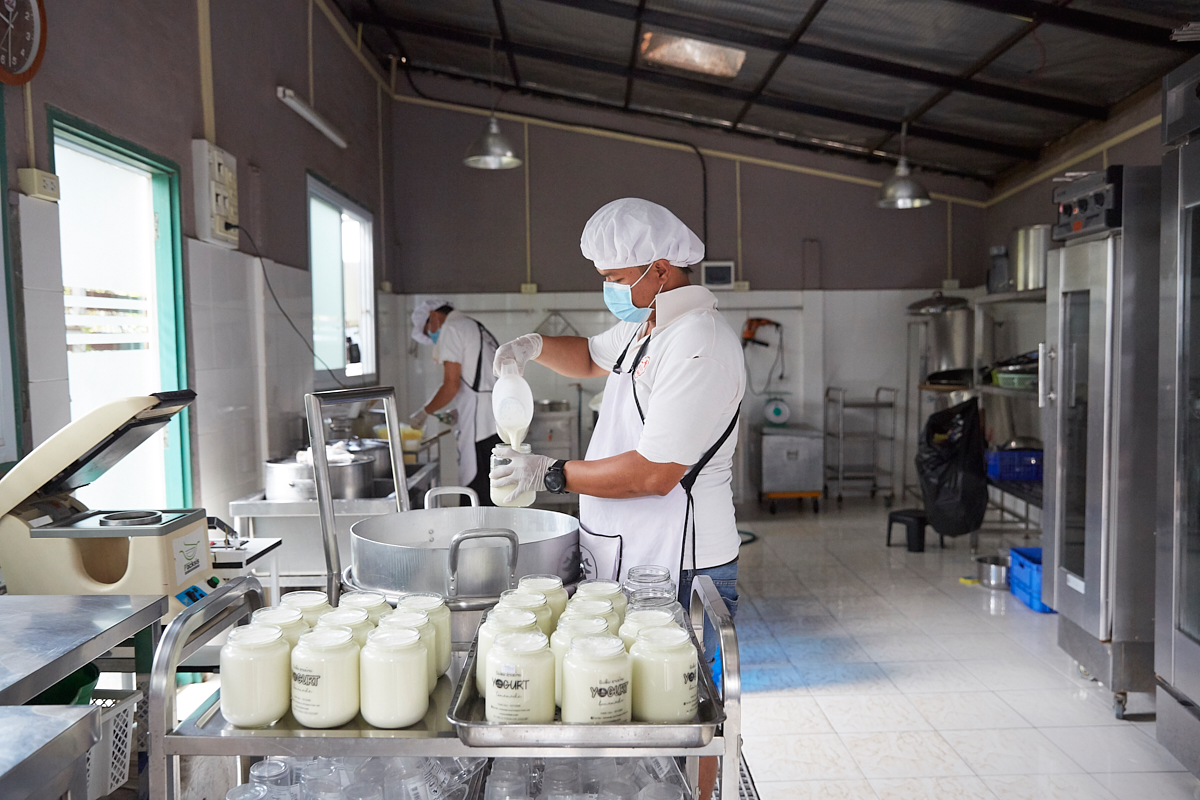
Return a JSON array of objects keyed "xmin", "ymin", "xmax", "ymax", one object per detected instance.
[{"xmin": 545, "ymin": 459, "xmax": 569, "ymax": 493}]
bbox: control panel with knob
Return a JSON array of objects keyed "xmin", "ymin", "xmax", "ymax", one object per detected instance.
[{"xmin": 1052, "ymin": 165, "xmax": 1123, "ymax": 242}]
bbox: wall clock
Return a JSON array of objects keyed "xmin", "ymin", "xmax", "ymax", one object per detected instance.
[{"xmin": 0, "ymin": 0, "xmax": 45, "ymax": 85}]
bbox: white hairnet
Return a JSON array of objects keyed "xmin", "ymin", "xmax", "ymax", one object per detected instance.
[
  {"xmin": 580, "ymin": 198, "xmax": 704, "ymax": 271},
  {"xmin": 411, "ymin": 297, "xmax": 452, "ymax": 345}
]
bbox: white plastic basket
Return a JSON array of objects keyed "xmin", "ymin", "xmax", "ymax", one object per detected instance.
[{"xmin": 85, "ymin": 689, "xmax": 142, "ymax": 800}]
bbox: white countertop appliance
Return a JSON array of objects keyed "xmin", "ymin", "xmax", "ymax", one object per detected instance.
[{"xmin": 0, "ymin": 391, "xmax": 217, "ymax": 618}]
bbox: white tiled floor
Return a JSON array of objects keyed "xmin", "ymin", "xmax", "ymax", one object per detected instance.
[{"xmin": 734, "ymin": 503, "xmax": 1200, "ymax": 800}]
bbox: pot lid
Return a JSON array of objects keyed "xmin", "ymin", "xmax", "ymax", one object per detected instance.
[
  {"xmin": 0, "ymin": 390, "xmax": 196, "ymax": 518},
  {"xmin": 907, "ymin": 290, "xmax": 969, "ymax": 315}
]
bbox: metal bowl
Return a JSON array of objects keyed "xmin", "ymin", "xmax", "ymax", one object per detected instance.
[{"xmin": 976, "ymin": 554, "xmax": 1010, "ymax": 589}]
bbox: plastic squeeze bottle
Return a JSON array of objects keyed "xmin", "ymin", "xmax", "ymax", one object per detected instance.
[{"xmin": 492, "ymin": 362, "xmax": 534, "ymax": 448}]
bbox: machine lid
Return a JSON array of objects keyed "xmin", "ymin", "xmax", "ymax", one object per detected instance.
[
  {"xmin": 0, "ymin": 390, "xmax": 196, "ymax": 518},
  {"xmin": 907, "ymin": 291, "xmax": 968, "ymax": 315}
]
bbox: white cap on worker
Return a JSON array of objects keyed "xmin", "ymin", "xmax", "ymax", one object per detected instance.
[
  {"xmin": 411, "ymin": 297, "xmax": 452, "ymax": 345},
  {"xmin": 580, "ymin": 198, "xmax": 704, "ymax": 271}
]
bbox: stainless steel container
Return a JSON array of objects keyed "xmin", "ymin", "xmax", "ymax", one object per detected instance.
[
  {"xmin": 907, "ymin": 292, "xmax": 973, "ymax": 378},
  {"xmin": 263, "ymin": 455, "xmax": 375, "ymax": 501},
  {"xmin": 1011, "ymin": 224, "xmax": 1051, "ymax": 291},
  {"xmin": 534, "ymin": 399, "xmax": 571, "ymax": 413},
  {"xmin": 976, "ymin": 554, "xmax": 1010, "ymax": 589},
  {"xmin": 338, "ymin": 438, "xmax": 392, "ymax": 479}
]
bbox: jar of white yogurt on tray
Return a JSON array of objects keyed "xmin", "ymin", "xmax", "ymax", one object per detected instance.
[{"xmin": 561, "ymin": 634, "xmax": 632, "ymax": 724}]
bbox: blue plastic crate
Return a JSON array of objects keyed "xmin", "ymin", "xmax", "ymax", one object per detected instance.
[
  {"xmin": 986, "ymin": 450, "xmax": 1043, "ymax": 482},
  {"xmin": 1009, "ymin": 547, "xmax": 1054, "ymax": 613}
]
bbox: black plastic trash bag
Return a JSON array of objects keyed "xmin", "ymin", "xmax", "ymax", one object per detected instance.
[{"xmin": 916, "ymin": 397, "xmax": 987, "ymax": 538}]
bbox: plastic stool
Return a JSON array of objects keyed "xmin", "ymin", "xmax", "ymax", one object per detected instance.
[{"xmin": 887, "ymin": 509, "xmax": 937, "ymax": 552}]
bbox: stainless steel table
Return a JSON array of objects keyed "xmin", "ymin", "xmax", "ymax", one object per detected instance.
[
  {"xmin": 0, "ymin": 705, "xmax": 101, "ymax": 800},
  {"xmin": 0, "ymin": 594, "xmax": 167, "ymax": 705}
]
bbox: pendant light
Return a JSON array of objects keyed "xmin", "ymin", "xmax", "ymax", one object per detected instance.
[
  {"xmin": 877, "ymin": 122, "xmax": 931, "ymax": 209},
  {"xmin": 464, "ymin": 39, "xmax": 522, "ymax": 170}
]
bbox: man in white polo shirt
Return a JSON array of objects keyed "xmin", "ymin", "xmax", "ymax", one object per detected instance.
[{"xmin": 490, "ymin": 197, "xmax": 745, "ymax": 621}]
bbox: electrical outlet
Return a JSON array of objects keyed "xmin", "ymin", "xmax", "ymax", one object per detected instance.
[
  {"xmin": 521, "ymin": 283, "xmax": 538, "ymax": 294},
  {"xmin": 942, "ymin": 278, "xmax": 960, "ymax": 289},
  {"xmin": 733, "ymin": 281, "xmax": 751, "ymax": 292},
  {"xmin": 18, "ymin": 168, "xmax": 59, "ymax": 202},
  {"xmin": 192, "ymin": 140, "xmax": 239, "ymax": 249}
]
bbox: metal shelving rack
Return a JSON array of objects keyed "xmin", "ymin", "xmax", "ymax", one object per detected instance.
[{"xmin": 823, "ymin": 387, "xmax": 897, "ymax": 505}]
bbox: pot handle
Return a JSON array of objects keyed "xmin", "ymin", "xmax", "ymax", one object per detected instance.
[
  {"xmin": 425, "ymin": 486, "xmax": 480, "ymax": 509},
  {"xmin": 447, "ymin": 527, "xmax": 519, "ymax": 597}
]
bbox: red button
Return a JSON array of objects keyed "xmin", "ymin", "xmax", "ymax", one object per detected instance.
[{"xmin": 1072, "ymin": 220, "xmax": 1083, "ymax": 232}]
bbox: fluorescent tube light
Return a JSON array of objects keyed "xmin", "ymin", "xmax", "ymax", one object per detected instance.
[
  {"xmin": 276, "ymin": 86, "xmax": 348, "ymax": 149},
  {"xmin": 639, "ymin": 32, "xmax": 745, "ymax": 78}
]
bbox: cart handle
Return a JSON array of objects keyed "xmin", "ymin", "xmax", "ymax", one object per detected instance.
[
  {"xmin": 448, "ymin": 527, "xmax": 519, "ymax": 597},
  {"xmin": 689, "ymin": 574, "xmax": 741, "ymax": 800},
  {"xmin": 425, "ymin": 486, "xmax": 480, "ymax": 508},
  {"xmin": 305, "ymin": 386, "xmax": 410, "ymax": 604}
]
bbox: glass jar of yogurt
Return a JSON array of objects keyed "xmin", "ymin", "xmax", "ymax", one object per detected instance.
[
  {"xmin": 220, "ymin": 624, "xmax": 291, "ymax": 728},
  {"xmin": 317, "ymin": 606, "xmax": 373, "ymax": 648},
  {"xmin": 490, "ymin": 444, "xmax": 537, "ymax": 508},
  {"xmin": 338, "ymin": 590, "xmax": 391, "ymax": 624},
  {"xmin": 485, "ymin": 631, "xmax": 555, "ymax": 723},
  {"xmin": 560, "ymin": 598, "xmax": 620, "ymax": 633},
  {"xmin": 498, "ymin": 589, "xmax": 552, "ymax": 636},
  {"xmin": 630, "ymin": 626, "xmax": 698, "ymax": 723},
  {"xmin": 574, "ymin": 580, "xmax": 628, "ymax": 625},
  {"xmin": 476, "ymin": 607, "xmax": 539, "ymax": 697},
  {"xmin": 250, "ymin": 606, "xmax": 309, "ymax": 649},
  {"xmin": 549, "ymin": 616, "xmax": 608, "ymax": 707},
  {"xmin": 376, "ymin": 609, "xmax": 438, "ymax": 693},
  {"xmin": 280, "ymin": 591, "xmax": 332, "ymax": 627},
  {"xmin": 618, "ymin": 609, "xmax": 677, "ymax": 651},
  {"xmin": 516, "ymin": 575, "xmax": 568, "ymax": 627},
  {"xmin": 628, "ymin": 589, "xmax": 687, "ymax": 627},
  {"xmin": 561, "ymin": 634, "xmax": 632, "ymax": 723},
  {"xmin": 398, "ymin": 593, "xmax": 451, "ymax": 677},
  {"xmin": 291, "ymin": 626, "xmax": 360, "ymax": 729},
  {"xmin": 360, "ymin": 628, "xmax": 429, "ymax": 728}
]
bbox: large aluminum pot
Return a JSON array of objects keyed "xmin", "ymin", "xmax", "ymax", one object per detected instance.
[
  {"xmin": 264, "ymin": 455, "xmax": 375, "ymax": 501},
  {"xmin": 348, "ymin": 487, "xmax": 579, "ymax": 607},
  {"xmin": 907, "ymin": 291, "xmax": 973, "ymax": 378}
]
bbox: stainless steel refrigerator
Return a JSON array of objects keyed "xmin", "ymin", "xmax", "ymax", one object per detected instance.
[
  {"xmin": 1156, "ymin": 54, "xmax": 1200, "ymax": 774},
  {"xmin": 1040, "ymin": 164, "xmax": 1160, "ymax": 719}
]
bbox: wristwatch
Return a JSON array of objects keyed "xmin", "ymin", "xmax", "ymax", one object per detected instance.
[{"xmin": 545, "ymin": 460, "xmax": 569, "ymax": 494}]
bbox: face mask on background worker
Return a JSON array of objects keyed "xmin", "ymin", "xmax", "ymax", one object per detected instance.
[{"xmin": 603, "ymin": 264, "xmax": 663, "ymax": 323}]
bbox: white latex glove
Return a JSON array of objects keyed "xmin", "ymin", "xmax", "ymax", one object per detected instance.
[
  {"xmin": 493, "ymin": 333, "xmax": 543, "ymax": 377},
  {"xmin": 408, "ymin": 408, "xmax": 428, "ymax": 429},
  {"xmin": 490, "ymin": 451, "xmax": 555, "ymax": 503}
]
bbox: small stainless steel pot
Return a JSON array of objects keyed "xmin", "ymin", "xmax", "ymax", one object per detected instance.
[
  {"xmin": 263, "ymin": 455, "xmax": 375, "ymax": 501},
  {"xmin": 338, "ymin": 438, "xmax": 393, "ymax": 479},
  {"xmin": 976, "ymin": 554, "xmax": 1010, "ymax": 589}
]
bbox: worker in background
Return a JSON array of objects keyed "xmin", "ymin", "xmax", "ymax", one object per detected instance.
[{"xmin": 409, "ymin": 298, "xmax": 502, "ymax": 505}]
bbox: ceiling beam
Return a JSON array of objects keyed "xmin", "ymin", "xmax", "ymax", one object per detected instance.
[
  {"xmin": 730, "ymin": 0, "xmax": 829, "ymax": 128},
  {"xmin": 491, "ymin": 0, "xmax": 522, "ymax": 87},
  {"xmin": 623, "ymin": 0, "xmax": 647, "ymax": 108},
  {"xmin": 938, "ymin": 0, "xmax": 1194, "ymax": 50},
  {"xmin": 356, "ymin": 11, "xmax": 1039, "ymax": 160},
  {"xmin": 533, "ymin": 0, "xmax": 1107, "ymax": 118}
]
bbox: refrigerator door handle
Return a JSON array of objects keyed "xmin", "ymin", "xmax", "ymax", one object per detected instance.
[{"xmin": 1038, "ymin": 342, "xmax": 1056, "ymax": 408}]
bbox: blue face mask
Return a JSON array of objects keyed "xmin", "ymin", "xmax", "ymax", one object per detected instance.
[
  {"xmin": 429, "ymin": 329, "xmax": 440, "ymax": 344},
  {"xmin": 603, "ymin": 265, "xmax": 659, "ymax": 323}
]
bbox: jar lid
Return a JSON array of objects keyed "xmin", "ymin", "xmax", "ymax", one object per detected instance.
[
  {"xmin": 554, "ymin": 616, "xmax": 609, "ymax": 637},
  {"xmin": 398, "ymin": 592, "xmax": 446, "ymax": 612},
  {"xmin": 623, "ymin": 609, "xmax": 675, "ymax": 628},
  {"xmin": 564, "ymin": 598, "xmax": 614, "ymax": 616},
  {"xmin": 317, "ymin": 607, "xmax": 369, "ymax": 627},
  {"xmin": 485, "ymin": 607, "xmax": 538, "ymax": 631},
  {"xmin": 569, "ymin": 634, "xmax": 626, "ymax": 658},
  {"xmin": 493, "ymin": 631, "xmax": 549, "ymax": 654},
  {"xmin": 576, "ymin": 579, "xmax": 621, "ymax": 597},
  {"xmin": 368, "ymin": 628, "xmax": 421, "ymax": 649},
  {"xmin": 636, "ymin": 625, "xmax": 690, "ymax": 648},
  {"xmin": 229, "ymin": 624, "xmax": 283, "ymax": 646},
  {"xmin": 299, "ymin": 626, "xmax": 354, "ymax": 648},
  {"xmin": 339, "ymin": 591, "xmax": 387, "ymax": 609},
  {"xmin": 518, "ymin": 575, "xmax": 564, "ymax": 592},
  {"xmin": 379, "ymin": 609, "xmax": 429, "ymax": 629},
  {"xmin": 499, "ymin": 589, "xmax": 546, "ymax": 609},
  {"xmin": 280, "ymin": 590, "xmax": 328, "ymax": 610},
  {"xmin": 251, "ymin": 606, "xmax": 304, "ymax": 626}
]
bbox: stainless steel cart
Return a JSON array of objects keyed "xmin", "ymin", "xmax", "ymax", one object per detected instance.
[{"xmin": 823, "ymin": 386, "xmax": 897, "ymax": 506}]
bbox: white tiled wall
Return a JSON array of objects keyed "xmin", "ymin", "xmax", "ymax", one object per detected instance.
[{"xmin": 19, "ymin": 195, "xmax": 70, "ymax": 447}]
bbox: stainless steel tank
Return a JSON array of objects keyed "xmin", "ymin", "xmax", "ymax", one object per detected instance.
[
  {"xmin": 907, "ymin": 291, "xmax": 973, "ymax": 380},
  {"xmin": 1010, "ymin": 224, "xmax": 1051, "ymax": 291}
]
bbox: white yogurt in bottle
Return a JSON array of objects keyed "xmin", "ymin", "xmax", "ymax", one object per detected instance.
[
  {"xmin": 280, "ymin": 591, "xmax": 332, "ymax": 627},
  {"xmin": 291, "ymin": 626, "xmax": 360, "ymax": 729},
  {"xmin": 630, "ymin": 626, "xmax": 698, "ymax": 723},
  {"xmin": 376, "ymin": 609, "xmax": 438, "ymax": 693},
  {"xmin": 561, "ymin": 598, "xmax": 620, "ymax": 633},
  {"xmin": 338, "ymin": 590, "xmax": 391, "ymax": 625},
  {"xmin": 549, "ymin": 616, "xmax": 609, "ymax": 707},
  {"xmin": 220, "ymin": 624, "xmax": 291, "ymax": 728},
  {"xmin": 618, "ymin": 609, "xmax": 677, "ymax": 651},
  {"xmin": 316, "ymin": 606, "xmax": 373, "ymax": 648},
  {"xmin": 250, "ymin": 606, "xmax": 309, "ymax": 649},
  {"xmin": 498, "ymin": 589, "xmax": 552, "ymax": 636},
  {"xmin": 398, "ymin": 593, "xmax": 451, "ymax": 677},
  {"xmin": 485, "ymin": 631, "xmax": 555, "ymax": 723},
  {"xmin": 574, "ymin": 580, "xmax": 628, "ymax": 625},
  {"xmin": 517, "ymin": 574, "xmax": 569, "ymax": 627},
  {"xmin": 360, "ymin": 628, "xmax": 429, "ymax": 728},
  {"xmin": 561, "ymin": 634, "xmax": 632, "ymax": 723},
  {"xmin": 476, "ymin": 607, "xmax": 539, "ymax": 697}
]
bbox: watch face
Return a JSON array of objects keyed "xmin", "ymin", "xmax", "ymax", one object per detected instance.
[
  {"xmin": 545, "ymin": 466, "xmax": 566, "ymax": 493},
  {"xmin": 0, "ymin": 0, "xmax": 41, "ymax": 75}
]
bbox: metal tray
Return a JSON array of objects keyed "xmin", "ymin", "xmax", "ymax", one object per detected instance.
[{"xmin": 447, "ymin": 621, "xmax": 725, "ymax": 748}]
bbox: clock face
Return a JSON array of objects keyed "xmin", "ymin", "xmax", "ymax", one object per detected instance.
[{"xmin": 0, "ymin": 0, "xmax": 44, "ymax": 85}]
